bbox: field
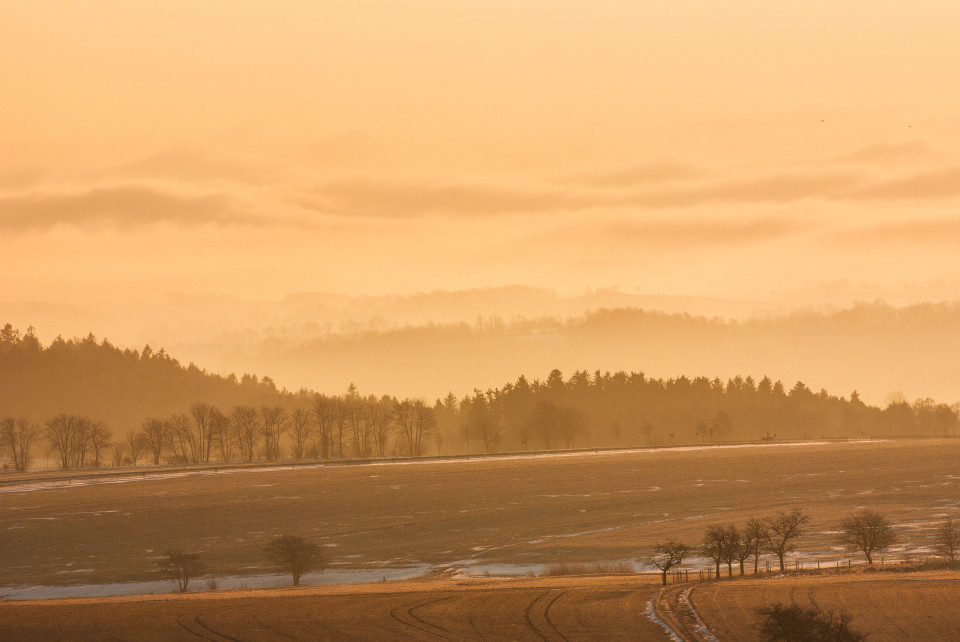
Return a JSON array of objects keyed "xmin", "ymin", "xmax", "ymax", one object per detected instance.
[
  {"xmin": 2, "ymin": 439, "xmax": 959, "ymax": 590},
  {"xmin": 687, "ymin": 570, "xmax": 960, "ymax": 641},
  {"xmin": 4, "ymin": 570, "xmax": 960, "ymax": 640},
  {"xmin": 2, "ymin": 439, "xmax": 959, "ymax": 639},
  {"xmin": 0, "ymin": 575, "xmax": 673, "ymax": 640}
]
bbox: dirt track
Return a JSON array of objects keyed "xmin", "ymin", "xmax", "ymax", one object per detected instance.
[{"xmin": 0, "ymin": 575, "xmax": 673, "ymax": 641}]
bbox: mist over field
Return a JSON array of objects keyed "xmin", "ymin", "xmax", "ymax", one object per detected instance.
[
  {"xmin": 175, "ymin": 296, "xmax": 960, "ymax": 407},
  {"xmin": 7, "ymin": 287, "xmax": 960, "ymax": 407}
]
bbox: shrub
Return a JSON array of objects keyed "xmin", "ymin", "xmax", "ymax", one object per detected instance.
[
  {"xmin": 160, "ymin": 549, "xmax": 205, "ymax": 593},
  {"xmin": 755, "ymin": 602, "xmax": 866, "ymax": 641},
  {"xmin": 538, "ymin": 561, "xmax": 635, "ymax": 577}
]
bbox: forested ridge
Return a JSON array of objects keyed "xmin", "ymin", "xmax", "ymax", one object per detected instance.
[{"xmin": 1, "ymin": 323, "xmax": 957, "ymax": 471}]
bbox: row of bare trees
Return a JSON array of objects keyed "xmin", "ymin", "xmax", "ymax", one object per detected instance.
[
  {"xmin": 650, "ymin": 509, "xmax": 960, "ymax": 586},
  {"xmin": 2, "ymin": 386, "xmax": 443, "ymax": 471},
  {"xmin": 37, "ymin": 414, "xmax": 113, "ymax": 470},
  {"xmin": 124, "ymin": 393, "xmax": 439, "ymax": 467}
]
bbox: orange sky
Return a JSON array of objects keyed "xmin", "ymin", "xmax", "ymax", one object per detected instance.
[{"xmin": 3, "ymin": 1, "xmax": 960, "ymax": 312}]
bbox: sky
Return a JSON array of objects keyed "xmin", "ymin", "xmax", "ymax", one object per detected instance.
[{"xmin": 3, "ymin": 1, "xmax": 960, "ymax": 334}]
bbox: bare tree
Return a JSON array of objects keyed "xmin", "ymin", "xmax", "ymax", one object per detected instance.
[
  {"xmin": 208, "ymin": 407, "xmax": 232, "ymax": 462},
  {"xmin": 745, "ymin": 518, "xmax": 766, "ymax": 574},
  {"xmin": 266, "ymin": 535, "xmax": 324, "ymax": 586},
  {"xmin": 111, "ymin": 441, "xmax": 125, "ymax": 467},
  {"xmin": 1, "ymin": 417, "xmax": 39, "ymax": 471},
  {"xmin": 648, "ymin": 540, "xmax": 690, "ymax": 586},
  {"xmin": 934, "ymin": 517, "xmax": 958, "ymax": 562},
  {"xmin": 720, "ymin": 524, "xmax": 739, "ymax": 577},
  {"xmin": 261, "ymin": 406, "xmax": 288, "ymax": 461},
  {"xmin": 139, "ymin": 418, "xmax": 167, "ymax": 465},
  {"xmin": 189, "ymin": 402, "xmax": 215, "ymax": 463},
  {"xmin": 44, "ymin": 414, "xmax": 71, "ymax": 469},
  {"xmin": 702, "ymin": 524, "xmax": 729, "ymax": 578},
  {"xmin": 332, "ymin": 396, "xmax": 349, "ymax": 458},
  {"xmin": 289, "ymin": 408, "xmax": 314, "ymax": 459},
  {"xmin": 70, "ymin": 417, "xmax": 93, "ymax": 468},
  {"xmin": 89, "ymin": 422, "xmax": 112, "ymax": 468},
  {"xmin": 312, "ymin": 394, "xmax": 334, "ymax": 459},
  {"xmin": 164, "ymin": 413, "xmax": 192, "ymax": 463},
  {"xmin": 346, "ymin": 388, "xmax": 370, "ymax": 458},
  {"xmin": 45, "ymin": 414, "xmax": 92, "ymax": 469},
  {"xmin": 763, "ymin": 508, "xmax": 810, "ymax": 572},
  {"xmin": 838, "ymin": 509, "xmax": 896, "ymax": 565},
  {"xmin": 230, "ymin": 406, "xmax": 260, "ymax": 462},
  {"xmin": 728, "ymin": 525, "xmax": 754, "ymax": 576},
  {"xmin": 396, "ymin": 398, "xmax": 436, "ymax": 457},
  {"xmin": 366, "ymin": 396, "xmax": 393, "ymax": 457},
  {"xmin": 125, "ymin": 429, "xmax": 145, "ymax": 466},
  {"xmin": 160, "ymin": 549, "xmax": 205, "ymax": 593}
]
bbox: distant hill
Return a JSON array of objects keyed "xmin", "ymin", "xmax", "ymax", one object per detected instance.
[
  {"xmin": 192, "ymin": 301, "xmax": 960, "ymax": 407},
  {"xmin": 0, "ymin": 324, "xmax": 291, "ymax": 434}
]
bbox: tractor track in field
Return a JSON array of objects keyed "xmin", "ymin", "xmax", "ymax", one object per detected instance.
[
  {"xmin": 523, "ymin": 589, "xmax": 569, "ymax": 642},
  {"xmin": 389, "ymin": 594, "xmax": 457, "ymax": 638},
  {"xmin": 177, "ymin": 613, "xmax": 242, "ymax": 642}
]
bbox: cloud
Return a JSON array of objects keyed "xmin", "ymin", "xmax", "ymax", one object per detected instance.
[
  {"xmin": 560, "ymin": 161, "xmax": 700, "ymax": 188},
  {"xmin": 546, "ymin": 216, "xmax": 805, "ymax": 248},
  {"xmin": 0, "ymin": 167, "xmax": 46, "ymax": 190},
  {"xmin": 848, "ymin": 166, "xmax": 960, "ymax": 200},
  {"xmin": 119, "ymin": 150, "xmax": 275, "ymax": 184},
  {"xmin": 303, "ymin": 180, "xmax": 596, "ymax": 218},
  {"xmin": 304, "ymin": 171, "xmax": 867, "ymax": 219},
  {"xmin": 0, "ymin": 186, "xmax": 254, "ymax": 231},
  {"xmin": 620, "ymin": 173, "xmax": 863, "ymax": 209},
  {"xmin": 839, "ymin": 141, "xmax": 932, "ymax": 165},
  {"xmin": 830, "ymin": 216, "xmax": 960, "ymax": 245}
]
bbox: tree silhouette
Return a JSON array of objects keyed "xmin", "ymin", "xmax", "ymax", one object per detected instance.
[
  {"xmin": 744, "ymin": 517, "xmax": 766, "ymax": 574},
  {"xmin": 289, "ymin": 407, "xmax": 314, "ymax": 459},
  {"xmin": 0, "ymin": 417, "xmax": 38, "ymax": 471},
  {"xmin": 160, "ymin": 549, "xmax": 205, "ymax": 593},
  {"xmin": 838, "ymin": 509, "xmax": 896, "ymax": 565},
  {"xmin": 140, "ymin": 418, "xmax": 167, "ymax": 465},
  {"xmin": 648, "ymin": 540, "xmax": 689, "ymax": 586},
  {"xmin": 934, "ymin": 518, "xmax": 958, "ymax": 562},
  {"xmin": 702, "ymin": 525, "xmax": 731, "ymax": 578},
  {"xmin": 763, "ymin": 508, "xmax": 809, "ymax": 572},
  {"xmin": 266, "ymin": 535, "xmax": 323, "ymax": 586}
]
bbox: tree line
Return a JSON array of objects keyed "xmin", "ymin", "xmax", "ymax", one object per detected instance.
[
  {"xmin": 3, "ymin": 323, "xmax": 960, "ymax": 470},
  {"xmin": 0, "ymin": 391, "xmax": 440, "ymax": 471}
]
